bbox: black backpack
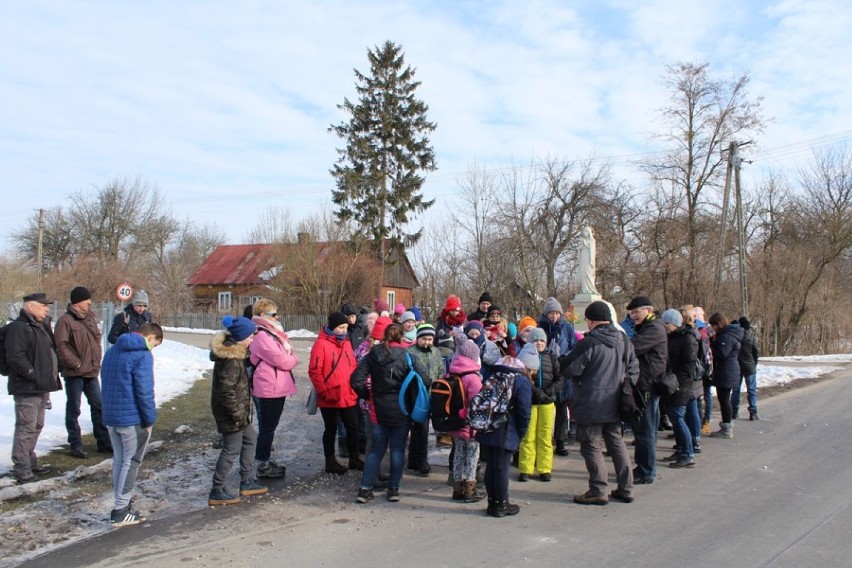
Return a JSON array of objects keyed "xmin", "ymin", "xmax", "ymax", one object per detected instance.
[{"xmin": 430, "ymin": 374, "xmax": 468, "ymax": 432}]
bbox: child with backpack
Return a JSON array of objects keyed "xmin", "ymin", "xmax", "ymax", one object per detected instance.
[
  {"xmin": 473, "ymin": 356, "xmax": 532, "ymax": 517},
  {"xmin": 447, "ymin": 338, "xmax": 484, "ymax": 503}
]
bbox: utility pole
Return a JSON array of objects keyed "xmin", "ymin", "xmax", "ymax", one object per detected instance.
[
  {"xmin": 713, "ymin": 141, "xmax": 750, "ymax": 316},
  {"xmin": 714, "ymin": 142, "xmax": 736, "ymax": 304},
  {"xmin": 37, "ymin": 208, "xmax": 45, "ymax": 288},
  {"xmin": 734, "ymin": 149, "xmax": 749, "ymax": 318}
]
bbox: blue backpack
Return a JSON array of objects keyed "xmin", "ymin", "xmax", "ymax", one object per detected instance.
[{"xmin": 399, "ymin": 352, "xmax": 430, "ymax": 424}]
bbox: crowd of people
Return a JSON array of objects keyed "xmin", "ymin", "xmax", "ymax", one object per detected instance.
[{"xmin": 3, "ymin": 287, "xmax": 759, "ymax": 527}]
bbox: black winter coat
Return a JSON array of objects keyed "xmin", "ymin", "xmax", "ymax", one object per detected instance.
[
  {"xmin": 738, "ymin": 329, "xmax": 759, "ymax": 376},
  {"xmin": 108, "ymin": 305, "xmax": 153, "ymax": 344},
  {"xmin": 530, "ymin": 351, "xmax": 563, "ymax": 405},
  {"xmin": 711, "ymin": 324, "xmax": 744, "ymax": 389},
  {"xmin": 210, "ymin": 331, "xmax": 254, "ymax": 434},
  {"xmin": 5, "ymin": 310, "xmax": 61, "ymax": 396},
  {"xmin": 631, "ymin": 316, "xmax": 668, "ymax": 393},
  {"xmin": 350, "ymin": 343, "xmax": 429, "ymax": 427},
  {"xmin": 665, "ymin": 326, "xmax": 699, "ymax": 407}
]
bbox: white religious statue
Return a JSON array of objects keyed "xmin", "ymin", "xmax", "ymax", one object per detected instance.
[{"xmin": 578, "ymin": 226, "xmax": 599, "ymax": 295}]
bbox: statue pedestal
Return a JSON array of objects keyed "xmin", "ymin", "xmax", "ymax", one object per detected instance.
[{"xmin": 570, "ymin": 293, "xmax": 602, "ymax": 332}]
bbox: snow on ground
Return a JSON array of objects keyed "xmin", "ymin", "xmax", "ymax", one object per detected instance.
[
  {"xmin": 0, "ymin": 339, "xmax": 212, "ymax": 475},
  {"xmin": 1, "ymin": 342, "xmax": 847, "ymax": 475},
  {"xmin": 164, "ymin": 326, "xmax": 318, "ymax": 338}
]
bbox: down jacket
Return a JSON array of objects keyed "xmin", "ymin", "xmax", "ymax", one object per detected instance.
[
  {"xmin": 710, "ymin": 324, "xmax": 743, "ymax": 389},
  {"xmin": 107, "ymin": 305, "xmax": 153, "ymax": 344},
  {"xmin": 665, "ymin": 325, "xmax": 699, "ymax": 407},
  {"xmin": 350, "ymin": 342, "xmax": 429, "ymax": 427},
  {"xmin": 249, "ymin": 319, "xmax": 299, "ymax": 399},
  {"xmin": 561, "ymin": 324, "xmax": 639, "ymax": 424},
  {"xmin": 102, "ymin": 332, "xmax": 157, "ymax": 428},
  {"xmin": 54, "ymin": 304, "xmax": 102, "ymax": 378},
  {"xmin": 210, "ymin": 331, "xmax": 253, "ymax": 434},
  {"xmin": 447, "ymin": 354, "xmax": 483, "ymax": 441},
  {"xmin": 738, "ymin": 328, "xmax": 760, "ymax": 376},
  {"xmin": 5, "ymin": 310, "xmax": 61, "ymax": 396},
  {"xmin": 309, "ymin": 327, "xmax": 358, "ymax": 408},
  {"xmin": 530, "ymin": 350, "xmax": 563, "ymax": 405}
]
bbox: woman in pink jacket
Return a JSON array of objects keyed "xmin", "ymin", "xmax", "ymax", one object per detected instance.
[
  {"xmin": 449, "ymin": 338, "xmax": 484, "ymax": 503},
  {"xmin": 249, "ymin": 299, "xmax": 299, "ymax": 478},
  {"xmin": 309, "ymin": 312, "xmax": 361, "ymax": 475}
]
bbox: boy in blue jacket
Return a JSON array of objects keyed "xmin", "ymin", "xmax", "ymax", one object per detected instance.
[{"xmin": 101, "ymin": 322, "xmax": 163, "ymax": 527}]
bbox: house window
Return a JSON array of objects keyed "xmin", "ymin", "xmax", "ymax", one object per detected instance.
[
  {"xmin": 218, "ymin": 292, "xmax": 232, "ymax": 311},
  {"xmin": 386, "ymin": 291, "xmax": 396, "ymax": 310}
]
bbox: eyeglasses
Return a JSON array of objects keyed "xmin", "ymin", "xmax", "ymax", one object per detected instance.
[{"xmin": 264, "ymin": 312, "xmax": 278, "ymax": 318}]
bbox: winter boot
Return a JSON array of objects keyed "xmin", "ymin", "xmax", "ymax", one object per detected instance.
[
  {"xmin": 749, "ymin": 410, "xmax": 759, "ymax": 421},
  {"xmin": 464, "ymin": 480, "xmax": 485, "ymax": 503},
  {"xmin": 486, "ymin": 497, "xmax": 496, "ymax": 516},
  {"xmin": 348, "ymin": 456, "xmax": 365, "ymax": 471},
  {"xmin": 325, "ymin": 456, "xmax": 348, "ymax": 474},
  {"xmin": 452, "ymin": 481, "xmax": 464, "ymax": 501},
  {"xmin": 709, "ymin": 422, "xmax": 733, "ymax": 439},
  {"xmin": 490, "ymin": 499, "xmax": 520, "ymax": 517},
  {"xmin": 701, "ymin": 419, "xmax": 712, "ymax": 435}
]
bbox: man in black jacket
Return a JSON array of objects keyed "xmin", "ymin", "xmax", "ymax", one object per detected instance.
[
  {"xmin": 5, "ymin": 293, "xmax": 62, "ymax": 484},
  {"xmin": 626, "ymin": 296, "xmax": 668, "ymax": 484},
  {"xmin": 562, "ymin": 301, "xmax": 639, "ymax": 505}
]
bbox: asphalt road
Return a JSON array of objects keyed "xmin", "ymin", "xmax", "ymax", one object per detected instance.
[{"xmin": 19, "ymin": 337, "xmax": 851, "ymax": 568}]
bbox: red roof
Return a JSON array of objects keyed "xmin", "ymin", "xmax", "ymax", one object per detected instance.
[{"xmin": 187, "ymin": 244, "xmax": 276, "ymax": 286}]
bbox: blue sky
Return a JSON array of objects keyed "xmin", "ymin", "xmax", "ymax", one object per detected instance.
[{"xmin": 2, "ymin": 0, "xmax": 851, "ymax": 252}]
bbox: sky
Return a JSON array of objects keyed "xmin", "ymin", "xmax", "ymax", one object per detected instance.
[
  {"xmin": 1, "ymin": 332, "xmax": 849, "ymax": 474},
  {"xmin": 2, "ymin": 0, "xmax": 851, "ymax": 252}
]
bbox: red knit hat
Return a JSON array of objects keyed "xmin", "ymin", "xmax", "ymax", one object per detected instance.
[
  {"xmin": 444, "ymin": 295, "xmax": 462, "ymax": 311},
  {"xmin": 371, "ymin": 316, "xmax": 393, "ymax": 340},
  {"xmin": 374, "ymin": 298, "xmax": 390, "ymax": 313}
]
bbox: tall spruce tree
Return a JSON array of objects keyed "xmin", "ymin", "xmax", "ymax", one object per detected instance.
[{"xmin": 329, "ymin": 40, "xmax": 437, "ymax": 260}]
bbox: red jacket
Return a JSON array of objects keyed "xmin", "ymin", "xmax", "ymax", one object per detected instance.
[{"xmin": 309, "ymin": 328, "xmax": 358, "ymax": 408}]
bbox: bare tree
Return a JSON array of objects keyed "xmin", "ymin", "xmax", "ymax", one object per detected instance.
[{"xmin": 248, "ymin": 206, "xmax": 297, "ymax": 244}]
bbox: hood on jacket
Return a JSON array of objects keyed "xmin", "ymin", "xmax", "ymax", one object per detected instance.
[
  {"xmin": 449, "ymin": 354, "xmax": 481, "ymax": 375},
  {"xmin": 719, "ymin": 324, "xmax": 744, "ymax": 342},
  {"xmin": 114, "ymin": 332, "xmax": 150, "ymax": 353},
  {"xmin": 210, "ymin": 330, "xmax": 249, "ymax": 360},
  {"xmin": 586, "ymin": 323, "xmax": 622, "ymax": 348}
]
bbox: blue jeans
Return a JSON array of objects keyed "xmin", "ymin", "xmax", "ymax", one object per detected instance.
[
  {"xmin": 702, "ymin": 383, "xmax": 714, "ymax": 422},
  {"xmin": 65, "ymin": 376, "xmax": 111, "ymax": 450},
  {"xmin": 108, "ymin": 425, "xmax": 150, "ymax": 510},
  {"xmin": 632, "ymin": 392, "xmax": 659, "ymax": 481},
  {"xmin": 360, "ymin": 422, "xmax": 408, "ymax": 491},
  {"xmin": 685, "ymin": 398, "xmax": 701, "ymax": 447},
  {"xmin": 666, "ymin": 405, "xmax": 693, "ymax": 458},
  {"xmin": 731, "ymin": 374, "xmax": 758, "ymax": 413}
]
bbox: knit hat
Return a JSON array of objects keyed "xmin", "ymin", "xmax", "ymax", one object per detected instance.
[
  {"xmin": 416, "ymin": 324, "xmax": 436, "ymax": 340},
  {"xmin": 528, "ymin": 327, "xmax": 547, "ymax": 343},
  {"xmin": 374, "ymin": 298, "xmax": 390, "ymax": 313},
  {"xmin": 661, "ymin": 309, "xmax": 683, "ymax": 328},
  {"xmin": 410, "ymin": 305, "xmax": 422, "ymax": 321},
  {"xmin": 394, "ymin": 303, "xmax": 406, "ymax": 315},
  {"xmin": 132, "ymin": 290, "xmax": 149, "ymax": 307},
  {"xmin": 585, "ymin": 301, "xmax": 612, "ymax": 322},
  {"xmin": 464, "ymin": 320, "xmax": 484, "ymax": 335},
  {"xmin": 444, "ymin": 295, "xmax": 462, "ymax": 311},
  {"xmin": 486, "ymin": 305, "xmax": 502, "ymax": 318},
  {"xmin": 500, "ymin": 356, "xmax": 526, "ymax": 371},
  {"xmin": 517, "ymin": 343, "xmax": 540, "ymax": 371},
  {"xmin": 626, "ymin": 296, "xmax": 653, "ymax": 310},
  {"xmin": 371, "ymin": 316, "xmax": 393, "ymax": 340},
  {"xmin": 507, "ymin": 322, "xmax": 517, "ymax": 340},
  {"xmin": 328, "ymin": 311, "xmax": 349, "ymax": 330},
  {"xmin": 543, "ymin": 296, "xmax": 563, "ymax": 315},
  {"xmin": 454, "ymin": 337, "xmax": 481, "ymax": 365},
  {"xmin": 70, "ymin": 286, "xmax": 91, "ymax": 304},
  {"xmin": 738, "ymin": 316, "xmax": 751, "ymax": 330},
  {"xmin": 400, "ymin": 311, "xmax": 416, "ymax": 324},
  {"xmin": 341, "ymin": 303, "xmax": 357, "ymax": 316},
  {"xmin": 517, "ymin": 316, "xmax": 537, "ymax": 334},
  {"xmin": 223, "ymin": 315, "xmax": 256, "ymax": 341},
  {"xmin": 478, "ymin": 292, "xmax": 493, "ymax": 304}
]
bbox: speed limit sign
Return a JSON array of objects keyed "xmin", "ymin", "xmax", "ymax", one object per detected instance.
[{"xmin": 116, "ymin": 283, "xmax": 134, "ymax": 303}]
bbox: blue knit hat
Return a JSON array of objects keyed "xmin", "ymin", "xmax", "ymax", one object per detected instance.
[{"xmin": 223, "ymin": 315, "xmax": 256, "ymax": 341}]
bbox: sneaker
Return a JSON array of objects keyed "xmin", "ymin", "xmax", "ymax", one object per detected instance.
[
  {"xmin": 669, "ymin": 456, "xmax": 696, "ymax": 469},
  {"xmin": 356, "ymin": 488, "xmax": 374, "ymax": 504},
  {"xmin": 69, "ymin": 446, "xmax": 88, "ymax": 459},
  {"xmin": 609, "ymin": 489, "xmax": 634, "ymax": 503},
  {"xmin": 239, "ymin": 479, "xmax": 268, "ymax": 497},
  {"xmin": 662, "ymin": 452, "xmax": 683, "ymax": 462},
  {"xmin": 555, "ymin": 443, "xmax": 570, "ymax": 457},
  {"xmin": 257, "ymin": 459, "xmax": 286, "ymax": 478},
  {"xmin": 208, "ymin": 487, "xmax": 241, "ymax": 506},
  {"xmin": 574, "ymin": 491, "xmax": 608, "ymax": 505},
  {"xmin": 387, "ymin": 488, "xmax": 400, "ymax": 502},
  {"xmin": 110, "ymin": 505, "xmax": 146, "ymax": 527},
  {"xmin": 518, "ymin": 473, "xmax": 530, "ymax": 482},
  {"xmin": 31, "ymin": 464, "xmax": 52, "ymax": 475}
]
